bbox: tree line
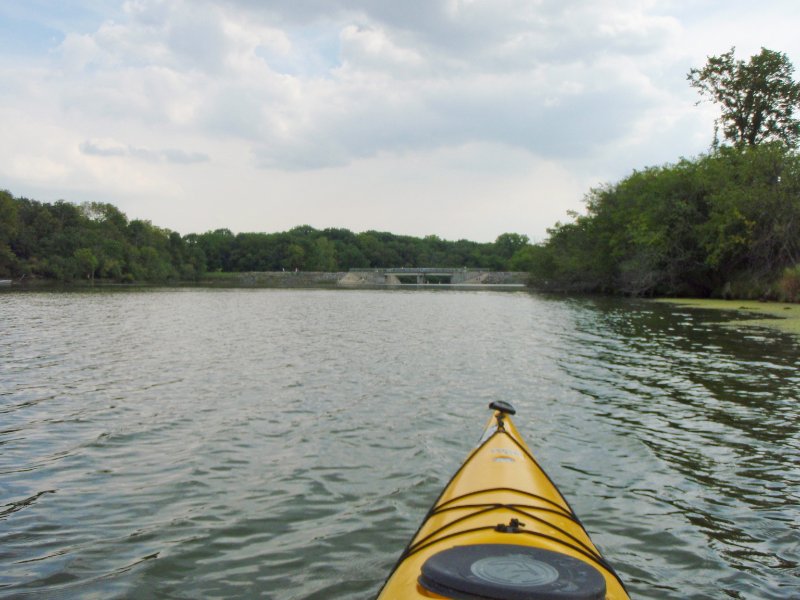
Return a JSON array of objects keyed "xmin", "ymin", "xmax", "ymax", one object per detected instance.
[
  {"xmin": 0, "ymin": 195, "xmax": 205, "ymax": 283},
  {"xmin": 528, "ymin": 47, "xmax": 800, "ymax": 301},
  {"xmin": 0, "ymin": 190, "xmax": 533, "ymax": 283}
]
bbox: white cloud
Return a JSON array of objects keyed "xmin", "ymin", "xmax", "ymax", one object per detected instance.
[
  {"xmin": 48, "ymin": 0, "xmax": 689, "ymax": 168},
  {"xmin": 339, "ymin": 24, "xmax": 424, "ymax": 73},
  {"xmin": 1, "ymin": 0, "xmax": 799, "ymax": 241},
  {"xmin": 79, "ymin": 138, "xmax": 209, "ymax": 163},
  {"xmin": 79, "ymin": 138, "xmax": 129, "ymax": 157}
]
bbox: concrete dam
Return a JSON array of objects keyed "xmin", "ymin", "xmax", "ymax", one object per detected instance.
[
  {"xmin": 205, "ymin": 269, "xmax": 528, "ymax": 289},
  {"xmin": 341, "ymin": 268, "xmax": 527, "ymax": 287}
]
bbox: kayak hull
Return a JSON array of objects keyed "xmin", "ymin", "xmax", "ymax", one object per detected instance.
[{"xmin": 376, "ymin": 407, "xmax": 629, "ymax": 599}]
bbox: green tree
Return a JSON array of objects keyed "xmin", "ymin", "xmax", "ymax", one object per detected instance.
[
  {"xmin": 74, "ymin": 248, "xmax": 99, "ymax": 282},
  {"xmin": 308, "ymin": 236, "xmax": 338, "ymax": 271},
  {"xmin": 195, "ymin": 229, "xmax": 235, "ymax": 271},
  {"xmin": 698, "ymin": 144, "xmax": 800, "ymax": 285},
  {"xmin": 81, "ymin": 202, "xmax": 128, "ymax": 231},
  {"xmin": 180, "ymin": 241, "xmax": 207, "ymax": 280},
  {"xmin": 0, "ymin": 190, "xmax": 18, "ymax": 276},
  {"xmin": 284, "ymin": 243, "xmax": 305, "ymax": 270},
  {"xmin": 508, "ymin": 245, "xmax": 537, "ymax": 272},
  {"xmin": 494, "ymin": 233, "xmax": 530, "ymax": 260},
  {"xmin": 356, "ymin": 232, "xmax": 382, "ymax": 267},
  {"xmin": 132, "ymin": 246, "xmax": 174, "ymax": 281},
  {"xmin": 688, "ymin": 47, "xmax": 800, "ymax": 148}
]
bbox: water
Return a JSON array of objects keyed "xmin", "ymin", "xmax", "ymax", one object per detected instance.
[{"xmin": 1, "ymin": 288, "xmax": 798, "ymax": 599}]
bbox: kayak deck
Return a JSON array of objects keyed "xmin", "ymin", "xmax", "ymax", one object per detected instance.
[{"xmin": 377, "ymin": 403, "xmax": 629, "ymax": 599}]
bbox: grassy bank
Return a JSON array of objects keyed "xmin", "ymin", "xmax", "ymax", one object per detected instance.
[{"xmin": 656, "ymin": 298, "xmax": 800, "ymax": 338}]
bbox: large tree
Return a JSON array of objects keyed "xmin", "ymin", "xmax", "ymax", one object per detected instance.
[
  {"xmin": 0, "ymin": 190, "xmax": 18, "ymax": 276},
  {"xmin": 688, "ymin": 47, "xmax": 800, "ymax": 148}
]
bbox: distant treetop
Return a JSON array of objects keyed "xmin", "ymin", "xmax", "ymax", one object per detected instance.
[{"xmin": 688, "ymin": 47, "xmax": 800, "ymax": 149}]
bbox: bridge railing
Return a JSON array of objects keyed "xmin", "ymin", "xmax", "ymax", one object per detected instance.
[{"xmin": 348, "ymin": 267, "xmax": 491, "ymax": 273}]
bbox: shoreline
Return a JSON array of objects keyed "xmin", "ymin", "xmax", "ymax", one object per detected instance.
[
  {"xmin": 0, "ymin": 275, "xmax": 528, "ymax": 292},
  {"xmin": 1, "ymin": 270, "xmax": 529, "ymax": 291}
]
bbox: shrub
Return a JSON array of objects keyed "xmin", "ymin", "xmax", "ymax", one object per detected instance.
[{"xmin": 778, "ymin": 264, "xmax": 800, "ymax": 302}]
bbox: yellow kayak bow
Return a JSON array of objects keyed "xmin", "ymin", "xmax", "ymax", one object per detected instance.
[{"xmin": 377, "ymin": 402, "xmax": 630, "ymax": 599}]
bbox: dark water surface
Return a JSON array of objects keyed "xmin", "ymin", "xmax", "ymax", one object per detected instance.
[{"xmin": 1, "ymin": 289, "xmax": 798, "ymax": 599}]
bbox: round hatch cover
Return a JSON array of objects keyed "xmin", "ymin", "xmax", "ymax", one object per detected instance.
[{"xmin": 419, "ymin": 544, "xmax": 606, "ymax": 600}]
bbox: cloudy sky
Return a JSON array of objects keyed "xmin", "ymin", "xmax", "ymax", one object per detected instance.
[{"xmin": 1, "ymin": 1, "xmax": 798, "ymax": 242}]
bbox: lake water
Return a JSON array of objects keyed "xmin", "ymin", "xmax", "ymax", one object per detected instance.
[{"xmin": 1, "ymin": 288, "xmax": 798, "ymax": 599}]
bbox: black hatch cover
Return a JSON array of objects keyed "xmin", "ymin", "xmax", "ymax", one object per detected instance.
[{"xmin": 418, "ymin": 544, "xmax": 606, "ymax": 600}]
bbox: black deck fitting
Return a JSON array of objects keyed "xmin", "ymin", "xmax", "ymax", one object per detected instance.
[{"xmin": 489, "ymin": 401, "xmax": 516, "ymax": 415}]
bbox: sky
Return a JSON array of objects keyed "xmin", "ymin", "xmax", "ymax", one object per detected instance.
[{"xmin": 1, "ymin": 1, "xmax": 799, "ymax": 242}]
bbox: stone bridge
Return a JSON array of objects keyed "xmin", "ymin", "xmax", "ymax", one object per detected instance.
[
  {"xmin": 343, "ymin": 268, "xmax": 527, "ymax": 286},
  {"xmin": 200, "ymin": 269, "xmax": 528, "ymax": 288}
]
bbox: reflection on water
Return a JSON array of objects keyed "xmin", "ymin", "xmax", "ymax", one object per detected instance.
[
  {"xmin": 550, "ymin": 298, "xmax": 799, "ymax": 599},
  {"xmin": 0, "ymin": 289, "xmax": 797, "ymax": 599}
]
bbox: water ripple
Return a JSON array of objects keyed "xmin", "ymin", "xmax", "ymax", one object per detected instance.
[{"xmin": 0, "ymin": 289, "xmax": 797, "ymax": 599}]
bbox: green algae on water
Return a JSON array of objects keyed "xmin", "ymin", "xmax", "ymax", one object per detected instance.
[{"xmin": 656, "ymin": 298, "xmax": 800, "ymax": 339}]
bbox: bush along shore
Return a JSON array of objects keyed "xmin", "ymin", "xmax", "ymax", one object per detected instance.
[{"xmin": 526, "ymin": 143, "xmax": 800, "ymax": 302}]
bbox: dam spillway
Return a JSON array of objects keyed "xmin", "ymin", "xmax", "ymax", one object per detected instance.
[{"xmin": 341, "ymin": 268, "xmax": 527, "ymax": 287}]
